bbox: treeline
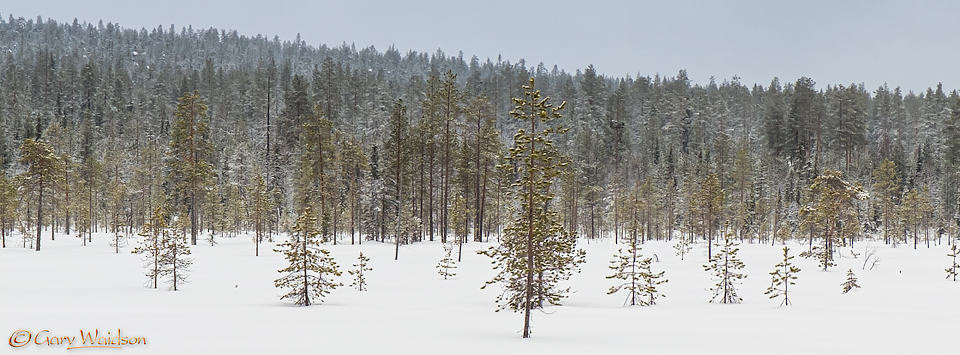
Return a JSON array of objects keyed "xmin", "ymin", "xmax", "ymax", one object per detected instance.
[{"xmin": 1, "ymin": 14, "xmax": 959, "ymax": 251}]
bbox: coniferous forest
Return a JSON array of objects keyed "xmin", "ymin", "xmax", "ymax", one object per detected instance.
[{"xmin": 4, "ymin": 14, "xmax": 960, "ymax": 276}]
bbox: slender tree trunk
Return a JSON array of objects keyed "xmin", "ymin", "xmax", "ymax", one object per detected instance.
[
  {"xmin": 667, "ymin": 184, "xmax": 674, "ymax": 241},
  {"xmin": 419, "ymin": 139, "xmax": 425, "ymax": 242},
  {"xmin": 480, "ymin": 161, "xmax": 489, "ymax": 242},
  {"xmin": 351, "ymin": 176, "xmax": 357, "ymax": 245},
  {"xmin": 318, "ymin": 130, "xmax": 327, "ymax": 242},
  {"xmin": 191, "ymin": 189, "xmax": 198, "ymax": 245},
  {"xmin": 630, "ymin": 241, "xmax": 637, "ymax": 305},
  {"xmin": 572, "ymin": 184, "xmax": 579, "ymax": 237},
  {"xmin": 302, "ymin": 236, "xmax": 309, "ymax": 306},
  {"xmin": 522, "ymin": 105, "xmax": 536, "ymax": 339},
  {"xmin": 496, "ymin": 176, "xmax": 502, "ymax": 243},
  {"xmin": 429, "ymin": 146, "xmax": 435, "ymax": 242},
  {"xmin": 88, "ymin": 182, "xmax": 93, "ymax": 244},
  {"xmin": 36, "ymin": 174, "xmax": 44, "ymax": 251},
  {"xmin": 152, "ymin": 232, "xmax": 159, "ymax": 289},
  {"xmin": 266, "ymin": 76, "xmax": 272, "ymax": 192},
  {"xmin": 590, "ymin": 204, "xmax": 595, "ymax": 240},
  {"xmin": 394, "ymin": 113, "xmax": 403, "ymax": 261},
  {"xmin": 475, "ymin": 110, "xmax": 483, "ymax": 242},
  {"xmin": 51, "ymin": 193, "xmax": 55, "ymax": 241},
  {"xmin": 443, "ymin": 119, "xmax": 450, "ymax": 245},
  {"xmin": 172, "ymin": 241, "xmax": 179, "ymax": 291},
  {"xmin": 65, "ymin": 171, "xmax": 71, "ymax": 235}
]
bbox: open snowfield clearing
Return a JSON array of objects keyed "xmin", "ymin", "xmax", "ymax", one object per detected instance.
[{"xmin": 2, "ymin": 232, "xmax": 958, "ymax": 354}]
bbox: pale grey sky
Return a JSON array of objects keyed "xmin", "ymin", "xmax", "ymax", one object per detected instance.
[{"xmin": 5, "ymin": 0, "xmax": 958, "ymax": 93}]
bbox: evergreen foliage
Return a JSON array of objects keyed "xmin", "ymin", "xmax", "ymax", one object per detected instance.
[
  {"xmin": 873, "ymin": 161, "xmax": 900, "ymax": 245},
  {"xmin": 167, "ymin": 90, "xmax": 214, "ymax": 246},
  {"xmin": 339, "ymin": 136, "xmax": 369, "ymax": 245},
  {"xmin": 898, "ymin": 187, "xmax": 934, "ymax": 248},
  {"xmin": 841, "ymin": 269, "xmax": 861, "ymax": 293},
  {"xmin": 433, "ymin": 71, "xmax": 463, "ymax": 246},
  {"xmin": 109, "ymin": 227, "xmax": 126, "ymax": 254},
  {"xmin": 437, "ymin": 242, "xmax": 458, "ymax": 279},
  {"xmin": 0, "ymin": 111, "xmax": 8, "ymax": 170},
  {"xmin": 764, "ymin": 246, "xmax": 800, "ymax": 306},
  {"xmin": 385, "ymin": 99, "xmax": 411, "ymax": 260},
  {"xmin": 161, "ymin": 220, "xmax": 193, "ymax": 291},
  {"xmin": 274, "ymin": 207, "xmax": 342, "ymax": 306},
  {"xmin": 450, "ymin": 193, "xmax": 468, "ymax": 261},
  {"xmin": 17, "ymin": 138, "xmax": 65, "ymax": 251},
  {"xmin": 204, "ymin": 186, "xmax": 221, "ymax": 246},
  {"xmin": 3, "ymin": 15, "xmax": 960, "ymax": 301},
  {"xmin": 249, "ymin": 174, "xmax": 273, "ymax": 256},
  {"xmin": 673, "ymin": 237, "xmax": 692, "ymax": 261},
  {"xmin": 349, "ymin": 252, "xmax": 372, "ymax": 291},
  {"xmin": 607, "ymin": 236, "xmax": 667, "ymax": 306},
  {"xmin": 947, "ymin": 244, "xmax": 959, "ymax": 281},
  {"xmin": 704, "ymin": 230, "xmax": 746, "ymax": 304},
  {"xmin": 0, "ymin": 170, "xmax": 17, "ymax": 248},
  {"xmin": 479, "ymin": 77, "xmax": 584, "ymax": 339},
  {"xmin": 296, "ymin": 103, "xmax": 335, "ymax": 221},
  {"xmin": 693, "ymin": 174, "xmax": 723, "ymax": 259},
  {"xmin": 799, "ymin": 170, "xmax": 868, "ymax": 270},
  {"xmin": 132, "ymin": 207, "xmax": 168, "ymax": 289}
]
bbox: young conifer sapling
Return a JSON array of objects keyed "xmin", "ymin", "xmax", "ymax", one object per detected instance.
[
  {"xmin": 764, "ymin": 246, "xmax": 800, "ymax": 306},
  {"xmin": 704, "ymin": 229, "xmax": 746, "ymax": 304},
  {"xmin": 841, "ymin": 269, "xmax": 861, "ymax": 293},
  {"xmin": 274, "ymin": 207, "xmax": 342, "ymax": 306},
  {"xmin": 349, "ymin": 252, "xmax": 372, "ymax": 291},
  {"xmin": 437, "ymin": 242, "xmax": 458, "ymax": 279},
  {"xmin": 607, "ymin": 234, "xmax": 666, "ymax": 306},
  {"xmin": 946, "ymin": 244, "xmax": 959, "ymax": 281},
  {"xmin": 674, "ymin": 237, "xmax": 692, "ymax": 261}
]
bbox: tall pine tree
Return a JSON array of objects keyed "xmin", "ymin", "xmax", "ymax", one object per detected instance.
[
  {"xmin": 167, "ymin": 90, "xmax": 214, "ymax": 245},
  {"xmin": 18, "ymin": 138, "xmax": 65, "ymax": 251},
  {"xmin": 480, "ymin": 77, "xmax": 584, "ymax": 338}
]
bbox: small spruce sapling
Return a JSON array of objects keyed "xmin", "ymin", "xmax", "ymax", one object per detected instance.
[
  {"xmin": 437, "ymin": 242, "xmax": 457, "ymax": 279},
  {"xmin": 947, "ymin": 244, "xmax": 959, "ymax": 281},
  {"xmin": 349, "ymin": 252, "xmax": 372, "ymax": 291},
  {"xmin": 764, "ymin": 246, "xmax": 800, "ymax": 306},
  {"xmin": 841, "ymin": 269, "xmax": 861, "ymax": 293},
  {"xmin": 704, "ymin": 230, "xmax": 746, "ymax": 304}
]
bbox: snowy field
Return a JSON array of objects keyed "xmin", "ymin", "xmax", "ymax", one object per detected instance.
[{"xmin": 2, "ymin": 232, "xmax": 958, "ymax": 354}]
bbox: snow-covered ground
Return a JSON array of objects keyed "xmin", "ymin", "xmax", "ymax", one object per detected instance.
[{"xmin": 2, "ymin": 232, "xmax": 958, "ymax": 354}]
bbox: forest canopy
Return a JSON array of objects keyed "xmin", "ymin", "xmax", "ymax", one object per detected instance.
[{"xmin": 1, "ymin": 14, "xmax": 957, "ymax": 251}]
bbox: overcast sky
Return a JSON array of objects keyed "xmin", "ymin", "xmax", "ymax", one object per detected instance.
[{"xmin": 5, "ymin": 1, "xmax": 958, "ymax": 93}]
